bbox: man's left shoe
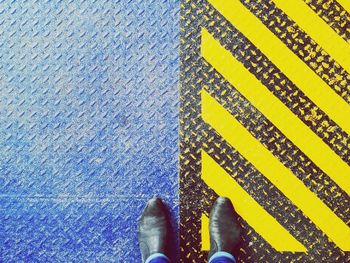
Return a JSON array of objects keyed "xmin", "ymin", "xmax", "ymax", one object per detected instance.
[
  {"xmin": 208, "ymin": 197, "xmax": 242, "ymax": 260},
  {"xmin": 138, "ymin": 198, "xmax": 171, "ymax": 263}
]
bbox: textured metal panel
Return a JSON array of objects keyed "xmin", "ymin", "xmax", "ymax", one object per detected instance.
[
  {"xmin": 180, "ymin": 0, "xmax": 350, "ymax": 262},
  {"xmin": 0, "ymin": 0, "xmax": 179, "ymax": 262}
]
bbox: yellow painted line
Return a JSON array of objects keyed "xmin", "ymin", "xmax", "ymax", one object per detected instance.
[
  {"xmin": 201, "ymin": 214, "xmax": 210, "ymax": 251},
  {"xmin": 273, "ymin": 0, "xmax": 350, "ymax": 74},
  {"xmin": 202, "ymin": 90, "xmax": 350, "ymax": 251},
  {"xmin": 208, "ymin": 0, "xmax": 350, "ymax": 135},
  {"xmin": 202, "ymin": 29, "xmax": 350, "ymax": 197},
  {"xmin": 201, "ymin": 151, "xmax": 307, "ymax": 252},
  {"xmin": 336, "ymin": 0, "xmax": 350, "ymax": 15}
]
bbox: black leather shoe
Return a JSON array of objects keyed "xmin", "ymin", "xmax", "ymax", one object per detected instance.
[
  {"xmin": 138, "ymin": 198, "xmax": 171, "ymax": 262},
  {"xmin": 208, "ymin": 197, "xmax": 242, "ymax": 259}
]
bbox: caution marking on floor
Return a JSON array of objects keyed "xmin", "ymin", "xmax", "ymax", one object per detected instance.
[{"xmin": 180, "ymin": 0, "xmax": 350, "ymax": 262}]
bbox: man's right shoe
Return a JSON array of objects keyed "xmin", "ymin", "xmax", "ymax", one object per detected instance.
[
  {"xmin": 208, "ymin": 197, "xmax": 242, "ymax": 260},
  {"xmin": 138, "ymin": 198, "xmax": 171, "ymax": 263}
]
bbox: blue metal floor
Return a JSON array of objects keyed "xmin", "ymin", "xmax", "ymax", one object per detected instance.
[{"xmin": 0, "ymin": 0, "xmax": 179, "ymax": 261}]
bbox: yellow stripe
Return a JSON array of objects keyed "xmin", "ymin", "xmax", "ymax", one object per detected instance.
[
  {"xmin": 202, "ymin": 29, "xmax": 350, "ymax": 197},
  {"xmin": 202, "ymin": 90, "xmax": 350, "ymax": 251},
  {"xmin": 201, "ymin": 214, "xmax": 210, "ymax": 251},
  {"xmin": 273, "ymin": 0, "xmax": 350, "ymax": 74},
  {"xmin": 201, "ymin": 151, "xmax": 307, "ymax": 252},
  {"xmin": 208, "ymin": 0, "xmax": 350, "ymax": 135},
  {"xmin": 336, "ymin": 0, "xmax": 350, "ymax": 14}
]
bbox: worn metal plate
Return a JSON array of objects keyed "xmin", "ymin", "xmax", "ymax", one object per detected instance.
[
  {"xmin": 0, "ymin": 0, "xmax": 179, "ymax": 262},
  {"xmin": 180, "ymin": 0, "xmax": 350, "ymax": 262}
]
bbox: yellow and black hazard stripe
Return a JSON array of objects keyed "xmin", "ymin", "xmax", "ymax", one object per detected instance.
[
  {"xmin": 180, "ymin": 0, "xmax": 350, "ymax": 262},
  {"xmin": 304, "ymin": 0, "xmax": 350, "ymax": 44},
  {"xmin": 202, "ymin": 11, "xmax": 350, "ymax": 167},
  {"xmin": 243, "ymin": 0, "xmax": 350, "ymax": 105}
]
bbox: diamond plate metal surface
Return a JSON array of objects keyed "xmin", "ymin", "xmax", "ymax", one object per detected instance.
[
  {"xmin": 0, "ymin": 0, "xmax": 179, "ymax": 261},
  {"xmin": 180, "ymin": 0, "xmax": 350, "ymax": 262}
]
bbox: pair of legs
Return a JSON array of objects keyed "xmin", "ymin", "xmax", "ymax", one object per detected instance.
[{"xmin": 138, "ymin": 197, "xmax": 242, "ymax": 263}]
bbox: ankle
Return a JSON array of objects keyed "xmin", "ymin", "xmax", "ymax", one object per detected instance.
[
  {"xmin": 145, "ymin": 253, "xmax": 170, "ymax": 263},
  {"xmin": 209, "ymin": 251, "xmax": 236, "ymax": 263}
]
